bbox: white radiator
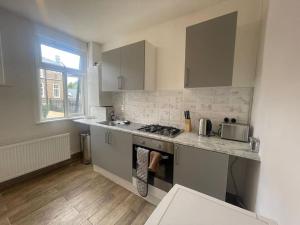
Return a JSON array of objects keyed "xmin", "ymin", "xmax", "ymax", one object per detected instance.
[{"xmin": 0, "ymin": 133, "xmax": 70, "ymax": 183}]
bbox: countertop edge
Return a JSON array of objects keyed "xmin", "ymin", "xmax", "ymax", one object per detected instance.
[{"xmin": 74, "ymin": 119, "xmax": 260, "ymax": 161}]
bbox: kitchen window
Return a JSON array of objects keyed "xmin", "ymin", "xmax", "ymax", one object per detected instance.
[
  {"xmin": 37, "ymin": 39, "xmax": 86, "ymax": 121},
  {"xmin": 40, "ymin": 82, "xmax": 45, "ymax": 98}
]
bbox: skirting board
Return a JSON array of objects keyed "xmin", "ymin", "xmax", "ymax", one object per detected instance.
[{"xmin": 93, "ymin": 165, "xmax": 166, "ymax": 206}]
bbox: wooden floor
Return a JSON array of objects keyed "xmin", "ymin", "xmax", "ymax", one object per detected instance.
[{"xmin": 0, "ymin": 161, "xmax": 155, "ymax": 225}]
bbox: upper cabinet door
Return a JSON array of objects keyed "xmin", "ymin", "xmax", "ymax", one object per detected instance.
[
  {"xmin": 184, "ymin": 12, "xmax": 237, "ymax": 88},
  {"xmin": 102, "ymin": 48, "xmax": 121, "ymax": 91},
  {"xmin": 120, "ymin": 41, "xmax": 145, "ymax": 90},
  {"xmin": 101, "ymin": 40, "xmax": 155, "ymax": 92}
]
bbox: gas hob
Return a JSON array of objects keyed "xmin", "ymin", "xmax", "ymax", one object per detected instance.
[{"xmin": 137, "ymin": 124, "xmax": 183, "ymax": 138}]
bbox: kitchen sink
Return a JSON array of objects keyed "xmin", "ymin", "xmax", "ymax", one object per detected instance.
[{"xmin": 97, "ymin": 120, "xmax": 128, "ymax": 126}]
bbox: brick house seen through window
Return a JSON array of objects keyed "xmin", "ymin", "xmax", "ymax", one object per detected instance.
[{"xmin": 38, "ymin": 41, "xmax": 85, "ymax": 121}]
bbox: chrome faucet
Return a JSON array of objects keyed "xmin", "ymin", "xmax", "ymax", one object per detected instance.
[{"xmin": 110, "ymin": 111, "xmax": 116, "ymax": 121}]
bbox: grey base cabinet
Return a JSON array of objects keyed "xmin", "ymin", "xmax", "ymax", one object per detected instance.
[
  {"xmin": 174, "ymin": 144, "xmax": 229, "ymax": 200},
  {"xmin": 90, "ymin": 126, "xmax": 132, "ymax": 181}
]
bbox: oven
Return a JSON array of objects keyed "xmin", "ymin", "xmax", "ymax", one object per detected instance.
[{"xmin": 132, "ymin": 135, "xmax": 174, "ymax": 192}]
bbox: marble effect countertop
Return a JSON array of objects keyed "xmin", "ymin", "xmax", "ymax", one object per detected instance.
[{"xmin": 74, "ymin": 118, "xmax": 260, "ymax": 161}]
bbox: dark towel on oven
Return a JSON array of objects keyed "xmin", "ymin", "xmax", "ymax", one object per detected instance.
[{"xmin": 136, "ymin": 147, "xmax": 149, "ymax": 197}]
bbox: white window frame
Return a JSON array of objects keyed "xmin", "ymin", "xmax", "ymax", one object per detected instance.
[
  {"xmin": 36, "ymin": 37, "xmax": 86, "ymax": 122},
  {"xmin": 52, "ymin": 83, "xmax": 60, "ymax": 98},
  {"xmin": 40, "ymin": 82, "xmax": 45, "ymax": 98}
]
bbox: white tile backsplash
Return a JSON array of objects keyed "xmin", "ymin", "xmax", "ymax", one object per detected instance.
[
  {"xmin": 90, "ymin": 106, "xmax": 113, "ymax": 121},
  {"xmin": 112, "ymin": 87, "xmax": 253, "ymax": 132}
]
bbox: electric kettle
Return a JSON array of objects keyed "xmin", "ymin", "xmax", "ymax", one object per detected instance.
[{"xmin": 199, "ymin": 118, "xmax": 212, "ymax": 136}]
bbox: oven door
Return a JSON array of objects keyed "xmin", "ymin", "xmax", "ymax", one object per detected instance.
[{"xmin": 132, "ymin": 145, "xmax": 173, "ymax": 192}]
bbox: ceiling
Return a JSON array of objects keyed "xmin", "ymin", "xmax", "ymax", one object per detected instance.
[{"xmin": 0, "ymin": 0, "xmax": 227, "ymax": 43}]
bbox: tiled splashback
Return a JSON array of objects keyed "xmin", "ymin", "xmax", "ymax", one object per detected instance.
[{"xmin": 112, "ymin": 87, "xmax": 253, "ymax": 132}]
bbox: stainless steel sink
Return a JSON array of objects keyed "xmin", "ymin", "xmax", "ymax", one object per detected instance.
[{"xmin": 97, "ymin": 121, "xmax": 127, "ymax": 126}]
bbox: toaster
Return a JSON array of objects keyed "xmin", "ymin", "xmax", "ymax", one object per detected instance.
[{"xmin": 220, "ymin": 123, "xmax": 250, "ymax": 142}]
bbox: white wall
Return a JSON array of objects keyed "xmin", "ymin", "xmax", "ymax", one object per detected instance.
[
  {"xmin": 250, "ymin": 0, "xmax": 300, "ymax": 224},
  {"xmin": 0, "ymin": 8, "xmax": 86, "ymax": 154},
  {"xmin": 103, "ymin": 0, "xmax": 262, "ymax": 90}
]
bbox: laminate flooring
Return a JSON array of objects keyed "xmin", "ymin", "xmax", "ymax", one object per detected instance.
[{"xmin": 0, "ymin": 161, "xmax": 155, "ymax": 225}]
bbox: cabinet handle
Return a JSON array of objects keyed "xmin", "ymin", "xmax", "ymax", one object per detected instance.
[
  {"xmin": 185, "ymin": 68, "xmax": 190, "ymax": 87},
  {"xmin": 175, "ymin": 146, "xmax": 180, "ymax": 165},
  {"xmin": 107, "ymin": 131, "xmax": 112, "ymax": 145},
  {"xmin": 117, "ymin": 76, "xmax": 122, "ymax": 89},
  {"xmin": 105, "ymin": 131, "xmax": 108, "ymax": 144}
]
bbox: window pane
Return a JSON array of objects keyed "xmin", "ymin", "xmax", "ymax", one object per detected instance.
[
  {"xmin": 67, "ymin": 75, "xmax": 82, "ymax": 115},
  {"xmin": 41, "ymin": 44, "xmax": 80, "ymax": 70},
  {"xmin": 40, "ymin": 69, "xmax": 65, "ymax": 120},
  {"xmin": 53, "ymin": 83, "xmax": 61, "ymax": 98}
]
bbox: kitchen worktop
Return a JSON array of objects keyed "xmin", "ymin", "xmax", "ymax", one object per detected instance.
[
  {"xmin": 145, "ymin": 184, "xmax": 276, "ymax": 225},
  {"xmin": 74, "ymin": 118, "xmax": 260, "ymax": 161}
]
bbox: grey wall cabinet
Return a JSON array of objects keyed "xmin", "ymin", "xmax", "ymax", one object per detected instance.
[
  {"xmin": 120, "ymin": 41, "xmax": 145, "ymax": 90},
  {"xmin": 101, "ymin": 48, "xmax": 121, "ymax": 92},
  {"xmin": 90, "ymin": 126, "xmax": 132, "ymax": 181},
  {"xmin": 102, "ymin": 40, "xmax": 156, "ymax": 91},
  {"xmin": 174, "ymin": 144, "xmax": 229, "ymax": 200},
  {"xmin": 184, "ymin": 12, "xmax": 237, "ymax": 88}
]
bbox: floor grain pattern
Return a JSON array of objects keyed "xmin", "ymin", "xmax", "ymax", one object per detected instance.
[{"xmin": 0, "ymin": 161, "xmax": 155, "ymax": 225}]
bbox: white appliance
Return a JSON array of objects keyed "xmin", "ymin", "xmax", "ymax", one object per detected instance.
[
  {"xmin": 86, "ymin": 41, "xmax": 112, "ymax": 115},
  {"xmin": 145, "ymin": 184, "xmax": 277, "ymax": 225},
  {"xmin": 87, "ymin": 65, "xmax": 112, "ymax": 108}
]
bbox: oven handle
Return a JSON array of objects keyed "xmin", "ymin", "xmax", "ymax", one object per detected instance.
[
  {"xmin": 161, "ymin": 155, "xmax": 169, "ymax": 160},
  {"xmin": 134, "ymin": 146, "xmax": 171, "ymax": 160}
]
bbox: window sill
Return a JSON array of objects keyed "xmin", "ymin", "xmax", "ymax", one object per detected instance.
[{"xmin": 36, "ymin": 116, "xmax": 85, "ymax": 124}]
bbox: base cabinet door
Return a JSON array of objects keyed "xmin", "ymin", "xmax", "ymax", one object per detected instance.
[
  {"xmin": 91, "ymin": 126, "xmax": 132, "ymax": 181},
  {"xmin": 174, "ymin": 144, "xmax": 229, "ymax": 200}
]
